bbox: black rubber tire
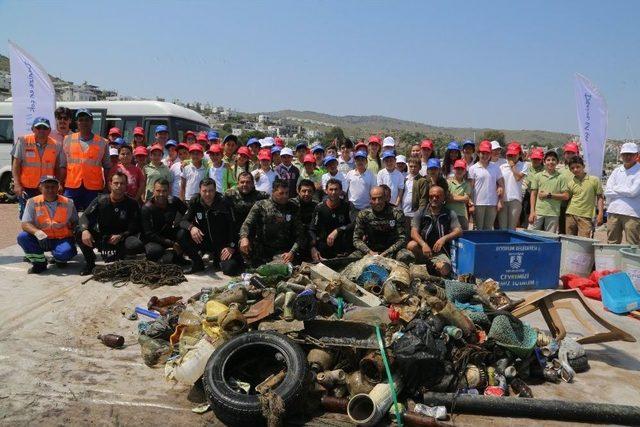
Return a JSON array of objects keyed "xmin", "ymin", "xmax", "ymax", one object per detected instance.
[
  {"xmin": 0, "ymin": 173, "xmax": 16, "ymax": 201},
  {"xmin": 202, "ymin": 331, "xmax": 308, "ymax": 426}
]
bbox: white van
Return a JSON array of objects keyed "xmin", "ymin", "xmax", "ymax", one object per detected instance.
[{"xmin": 0, "ymin": 100, "xmax": 211, "ymax": 195}]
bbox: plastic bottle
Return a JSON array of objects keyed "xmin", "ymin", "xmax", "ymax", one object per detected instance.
[
  {"xmin": 343, "ymin": 306, "xmax": 391, "ymax": 325},
  {"xmin": 176, "ymin": 305, "xmax": 203, "ymax": 353},
  {"xmin": 172, "ymin": 337, "xmax": 219, "ymax": 385}
]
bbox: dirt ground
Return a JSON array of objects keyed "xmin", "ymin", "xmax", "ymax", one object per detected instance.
[{"xmin": 0, "ymin": 204, "xmax": 21, "ymax": 249}]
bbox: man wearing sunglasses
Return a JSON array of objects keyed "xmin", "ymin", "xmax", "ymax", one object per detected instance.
[{"xmin": 52, "ymin": 107, "xmax": 73, "ymax": 145}]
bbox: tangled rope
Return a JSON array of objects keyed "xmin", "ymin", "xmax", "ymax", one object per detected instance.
[{"xmin": 82, "ymin": 259, "xmax": 187, "ymax": 288}]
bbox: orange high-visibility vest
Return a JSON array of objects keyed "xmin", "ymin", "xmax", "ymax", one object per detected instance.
[
  {"xmin": 32, "ymin": 194, "xmax": 74, "ymax": 239},
  {"xmin": 19, "ymin": 134, "xmax": 58, "ymax": 189},
  {"xmin": 64, "ymin": 132, "xmax": 107, "ymax": 190}
]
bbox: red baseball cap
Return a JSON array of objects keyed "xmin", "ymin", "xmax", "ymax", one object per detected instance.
[
  {"xmin": 355, "ymin": 142, "xmax": 368, "ymax": 151},
  {"xmin": 368, "ymin": 135, "xmax": 381, "ymax": 145},
  {"xmin": 478, "ymin": 141, "xmax": 492, "ymax": 153},
  {"xmin": 506, "ymin": 142, "xmax": 522, "ymax": 156},
  {"xmin": 177, "ymin": 143, "xmax": 190, "ymax": 151},
  {"xmin": 258, "ymin": 150, "xmax": 272, "ymax": 161},
  {"xmin": 303, "ymin": 153, "xmax": 316, "ymax": 164},
  {"xmin": 109, "ymin": 127, "xmax": 122, "ymax": 136},
  {"xmin": 237, "ymin": 146, "xmax": 251, "ymax": 157},
  {"xmin": 133, "ymin": 146, "xmax": 148, "ymax": 156},
  {"xmin": 208, "ymin": 144, "xmax": 222, "ymax": 154},
  {"xmin": 189, "ymin": 144, "xmax": 204, "ymax": 153},
  {"xmin": 196, "ymin": 132, "xmax": 208, "ymax": 142},
  {"xmin": 184, "ymin": 130, "xmax": 196, "ymax": 138},
  {"xmin": 563, "ymin": 142, "xmax": 579, "ymax": 153},
  {"xmin": 420, "ymin": 139, "xmax": 434, "ymax": 150},
  {"xmin": 149, "ymin": 144, "xmax": 164, "ymax": 153},
  {"xmin": 530, "ymin": 148, "xmax": 544, "ymax": 160},
  {"xmin": 453, "ymin": 159, "xmax": 468, "ymax": 170},
  {"xmin": 133, "ymin": 126, "xmax": 144, "ymax": 136},
  {"xmin": 274, "ymin": 137, "xmax": 285, "ymax": 147}
]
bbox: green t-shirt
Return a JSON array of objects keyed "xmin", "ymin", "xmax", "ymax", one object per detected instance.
[
  {"xmin": 143, "ymin": 162, "xmax": 173, "ymax": 200},
  {"xmin": 566, "ymin": 174, "xmax": 603, "ymax": 218},
  {"xmin": 445, "ymin": 178, "xmax": 471, "ymax": 219},
  {"xmin": 524, "ymin": 164, "xmax": 544, "ymax": 189},
  {"xmin": 367, "ymin": 157, "xmax": 380, "ymax": 175},
  {"xmin": 530, "ymin": 170, "xmax": 568, "ymax": 217}
]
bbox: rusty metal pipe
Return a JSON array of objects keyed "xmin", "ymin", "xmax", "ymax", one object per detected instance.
[{"xmin": 321, "ymin": 396, "xmax": 348, "ymax": 413}]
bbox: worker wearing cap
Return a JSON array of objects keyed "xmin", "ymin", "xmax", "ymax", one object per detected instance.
[
  {"xmin": 565, "ymin": 156, "xmax": 604, "ymax": 238},
  {"xmin": 352, "ymin": 186, "xmax": 412, "ymax": 263},
  {"xmin": 162, "ymin": 140, "xmax": 179, "ymax": 168},
  {"xmin": 77, "ymin": 171, "xmax": 144, "ymax": 275},
  {"xmin": 468, "ymin": 140, "xmax": 505, "ymax": 230},
  {"xmin": 446, "ymin": 159, "xmax": 473, "ymax": 230},
  {"xmin": 17, "ymin": 176, "xmax": 78, "ymax": 274},
  {"xmin": 419, "ymin": 139, "xmax": 435, "ymax": 175},
  {"xmin": 293, "ymin": 141, "xmax": 308, "ymax": 170},
  {"xmin": 132, "ymin": 127, "xmax": 146, "ymax": 148},
  {"xmin": 108, "ymin": 145, "xmax": 145, "ymax": 202},
  {"xmin": 408, "ymin": 185, "xmax": 463, "ymax": 277},
  {"xmin": 557, "ymin": 142, "xmax": 580, "ymax": 234},
  {"xmin": 143, "ymin": 144, "xmax": 173, "ymax": 201},
  {"xmin": 108, "ymin": 127, "xmax": 122, "ymax": 146},
  {"xmin": 275, "ymin": 147, "xmax": 301, "ymax": 197},
  {"xmin": 52, "ymin": 107, "xmax": 72, "ymax": 145},
  {"xmin": 377, "ymin": 152, "xmax": 405, "ymax": 207},
  {"xmin": 12, "ymin": 117, "xmax": 66, "ymax": 219},
  {"xmin": 222, "ymin": 134, "xmax": 238, "ymax": 166},
  {"xmin": 412, "ymin": 158, "xmax": 449, "ymax": 211},
  {"xmin": 528, "ymin": 151, "xmax": 569, "ymax": 233},
  {"xmin": 181, "ymin": 144, "xmax": 208, "ymax": 201},
  {"xmin": 63, "ymin": 109, "xmax": 111, "ymax": 211},
  {"xmin": 498, "ymin": 142, "xmax": 528, "ymax": 230},
  {"xmin": 367, "ymin": 136, "xmax": 382, "ymax": 175},
  {"xmin": 345, "ymin": 150, "xmax": 377, "ymax": 211},
  {"xmin": 604, "ymin": 142, "xmax": 640, "ymax": 244}
]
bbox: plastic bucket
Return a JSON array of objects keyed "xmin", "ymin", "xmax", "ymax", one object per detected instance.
[
  {"xmin": 593, "ymin": 244, "xmax": 634, "ymax": 271},
  {"xmin": 519, "ymin": 229, "xmax": 560, "ymax": 241},
  {"xmin": 559, "ymin": 235, "xmax": 597, "ymax": 277},
  {"xmin": 620, "ymin": 248, "xmax": 640, "ymax": 292}
]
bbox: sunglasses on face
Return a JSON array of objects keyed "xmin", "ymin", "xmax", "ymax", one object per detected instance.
[{"xmin": 56, "ymin": 116, "xmax": 70, "ymax": 121}]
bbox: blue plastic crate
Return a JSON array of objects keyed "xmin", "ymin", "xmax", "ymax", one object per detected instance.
[
  {"xmin": 451, "ymin": 230, "xmax": 561, "ymax": 291},
  {"xmin": 598, "ymin": 272, "xmax": 640, "ymax": 314}
]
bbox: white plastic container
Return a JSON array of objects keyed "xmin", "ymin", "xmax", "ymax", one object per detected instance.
[
  {"xmin": 559, "ymin": 235, "xmax": 597, "ymax": 277},
  {"xmin": 620, "ymin": 248, "xmax": 640, "ymax": 292},
  {"xmin": 172, "ymin": 337, "xmax": 218, "ymax": 385},
  {"xmin": 593, "ymin": 244, "xmax": 634, "ymax": 271}
]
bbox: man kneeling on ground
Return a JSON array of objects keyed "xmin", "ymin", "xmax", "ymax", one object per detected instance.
[
  {"xmin": 407, "ymin": 185, "xmax": 462, "ymax": 277},
  {"xmin": 17, "ymin": 175, "xmax": 78, "ymax": 274},
  {"xmin": 77, "ymin": 172, "xmax": 144, "ymax": 275},
  {"xmin": 177, "ymin": 178, "xmax": 240, "ymax": 275}
]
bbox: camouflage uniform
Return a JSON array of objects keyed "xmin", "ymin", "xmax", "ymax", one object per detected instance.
[
  {"xmin": 239, "ymin": 197, "xmax": 304, "ymax": 266},
  {"xmin": 224, "ymin": 187, "xmax": 269, "ymax": 241},
  {"xmin": 352, "ymin": 203, "xmax": 413, "ymax": 263}
]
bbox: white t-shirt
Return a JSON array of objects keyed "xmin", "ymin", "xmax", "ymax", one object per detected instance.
[
  {"xmin": 402, "ymin": 174, "xmax": 418, "ymax": 216},
  {"xmin": 322, "ymin": 171, "xmax": 347, "ymax": 193},
  {"xmin": 377, "ymin": 168, "xmax": 405, "ymax": 203},
  {"xmin": 346, "ymin": 169, "xmax": 376, "ymax": 210},
  {"xmin": 337, "ymin": 156, "xmax": 355, "ymax": 175},
  {"xmin": 469, "ymin": 162, "xmax": 502, "ymax": 206},
  {"xmin": 181, "ymin": 163, "xmax": 208, "ymax": 201},
  {"xmin": 208, "ymin": 164, "xmax": 226, "ymax": 194},
  {"xmin": 169, "ymin": 160, "xmax": 183, "ymax": 197},
  {"xmin": 492, "ymin": 158, "xmax": 508, "ymax": 168},
  {"xmin": 500, "ymin": 161, "xmax": 528, "ymax": 202},
  {"xmin": 252, "ymin": 168, "xmax": 276, "ymax": 194}
]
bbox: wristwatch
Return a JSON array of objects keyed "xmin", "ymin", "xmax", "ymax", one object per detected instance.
[{"xmin": 546, "ymin": 193, "xmax": 552, "ymax": 200}]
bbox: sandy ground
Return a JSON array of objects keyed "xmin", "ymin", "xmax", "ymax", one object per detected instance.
[{"xmin": 0, "ymin": 204, "xmax": 22, "ymax": 249}]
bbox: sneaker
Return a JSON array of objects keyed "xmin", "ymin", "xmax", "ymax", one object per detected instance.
[{"xmin": 28, "ymin": 263, "xmax": 47, "ymax": 274}]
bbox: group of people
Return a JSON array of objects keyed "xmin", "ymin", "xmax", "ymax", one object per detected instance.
[{"xmin": 11, "ymin": 106, "xmax": 640, "ymax": 279}]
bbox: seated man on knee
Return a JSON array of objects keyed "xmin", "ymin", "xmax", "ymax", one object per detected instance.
[
  {"xmin": 407, "ymin": 185, "xmax": 462, "ymax": 277},
  {"xmin": 177, "ymin": 178, "xmax": 240, "ymax": 275},
  {"xmin": 17, "ymin": 176, "xmax": 78, "ymax": 274},
  {"xmin": 77, "ymin": 171, "xmax": 144, "ymax": 275},
  {"xmin": 141, "ymin": 179, "xmax": 188, "ymax": 263}
]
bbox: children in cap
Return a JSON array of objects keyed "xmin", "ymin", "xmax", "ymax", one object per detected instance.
[
  {"xmin": 207, "ymin": 144, "xmax": 227, "ymax": 194},
  {"xmin": 565, "ymin": 156, "xmax": 604, "ymax": 237},
  {"xmin": 442, "ymin": 141, "xmax": 462, "ymax": 178},
  {"xmin": 321, "ymin": 156, "xmax": 347, "ymax": 196},
  {"xmin": 396, "ymin": 155, "xmax": 408, "ymax": 177},
  {"xmin": 252, "ymin": 149, "xmax": 277, "ymax": 194},
  {"xmin": 367, "ymin": 136, "xmax": 382, "ymax": 175},
  {"xmin": 181, "ymin": 144, "xmax": 208, "ymax": 201},
  {"xmin": 377, "ymin": 152, "xmax": 405, "ymax": 206},
  {"xmin": 401, "ymin": 157, "xmax": 422, "ymax": 232},
  {"xmin": 169, "ymin": 143, "xmax": 190, "ymax": 197},
  {"xmin": 345, "ymin": 150, "xmax": 377, "ymax": 210},
  {"xmin": 468, "ymin": 140, "xmax": 504, "ymax": 230},
  {"xmin": 108, "ymin": 145, "xmax": 145, "ymax": 202},
  {"xmin": 498, "ymin": 142, "xmax": 528, "ymax": 230},
  {"xmin": 275, "ymin": 147, "xmax": 301, "ymax": 197},
  {"xmin": 528, "ymin": 150, "xmax": 569, "ymax": 233},
  {"xmin": 143, "ymin": 144, "xmax": 173, "ymax": 201},
  {"xmin": 446, "ymin": 159, "xmax": 473, "ymax": 230},
  {"xmin": 490, "ymin": 140, "xmax": 507, "ymax": 167},
  {"xmin": 298, "ymin": 153, "xmax": 323, "ymax": 201}
]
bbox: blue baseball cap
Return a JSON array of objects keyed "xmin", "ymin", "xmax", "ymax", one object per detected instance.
[
  {"xmin": 74, "ymin": 108, "xmax": 92, "ymax": 119},
  {"xmin": 32, "ymin": 117, "xmax": 51, "ymax": 129},
  {"xmin": 323, "ymin": 156, "xmax": 338, "ymax": 166},
  {"xmin": 447, "ymin": 141, "xmax": 460, "ymax": 151},
  {"xmin": 311, "ymin": 145, "xmax": 325, "ymax": 153},
  {"xmin": 381, "ymin": 152, "xmax": 396, "ymax": 160},
  {"xmin": 39, "ymin": 175, "xmax": 59, "ymax": 184},
  {"xmin": 155, "ymin": 124, "xmax": 168, "ymax": 133},
  {"xmin": 354, "ymin": 150, "xmax": 367, "ymax": 159},
  {"xmin": 247, "ymin": 137, "xmax": 260, "ymax": 146},
  {"xmin": 427, "ymin": 158, "xmax": 441, "ymax": 169},
  {"xmin": 208, "ymin": 130, "xmax": 219, "ymax": 140},
  {"xmin": 295, "ymin": 141, "xmax": 308, "ymax": 150},
  {"xmin": 165, "ymin": 139, "xmax": 177, "ymax": 148},
  {"xmin": 271, "ymin": 146, "xmax": 282, "ymax": 154},
  {"xmin": 462, "ymin": 139, "xmax": 475, "ymax": 148},
  {"xmin": 114, "ymin": 137, "xmax": 126, "ymax": 146}
]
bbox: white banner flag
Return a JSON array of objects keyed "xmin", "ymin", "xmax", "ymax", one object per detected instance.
[
  {"xmin": 8, "ymin": 40, "xmax": 56, "ymax": 138},
  {"xmin": 574, "ymin": 73, "xmax": 607, "ymax": 177}
]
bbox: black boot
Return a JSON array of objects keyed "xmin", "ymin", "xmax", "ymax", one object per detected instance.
[
  {"xmin": 28, "ymin": 262, "xmax": 47, "ymax": 274},
  {"xmin": 184, "ymin": 261, "xmax": 205, "ymax": 274},
  {"xmin": 80, "ymin": 263, "xmax": 96, "ymax": 276}
]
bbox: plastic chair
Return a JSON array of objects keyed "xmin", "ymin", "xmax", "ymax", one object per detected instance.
[{"xmin": 599, "ymin": 272, "xmax": 640, "ymax": 314}]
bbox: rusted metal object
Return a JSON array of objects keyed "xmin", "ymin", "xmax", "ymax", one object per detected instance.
[
  {"xmin": 244, "ymin": 292, "xmax": 275, "ymax": 325},
  {"xmin": 255, "ymin": 369, "xmax": 286, "ymax": 394}
]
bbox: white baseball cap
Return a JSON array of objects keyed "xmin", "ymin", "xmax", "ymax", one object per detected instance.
[
  {"xmin": 280, "ymin": 147, "xmax": 294, "ymax": 157},
  {"xmin": 490, "ymin": 140, "xmax": 501, "ymax": 150},
  {"xmin": 109, "ymin": 147, "xmax": 119, "ymax": 156},
  {"xmin": 621, "ymin": 142, "xmax": 639, "ymax": 154},
  {"xmin": 396, "ymin": 155, "xmax": 407, "ymax": 164},
  {"xmin": 382, "ymin": 136, "xmax": 395, "ymax": 148}
]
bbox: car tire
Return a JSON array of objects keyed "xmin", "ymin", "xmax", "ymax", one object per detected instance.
[
  {"xmin": 202, "ymin": 331, "xmax": 308, "ymax": 426},
  {"xmin": 0, "ymin": 173, "xmax": 16, "ymax": 202}
]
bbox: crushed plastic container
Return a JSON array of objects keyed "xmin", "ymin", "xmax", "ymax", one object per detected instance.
[
  {"xmin": 559, "ymin": 235, "xmax": 597, "ymax": 277},
  {"xmin": 452, "ymin": 231, "xmax": 561, "ymax": 291},
  {"xmin": 593, "ymin": 244, "xmax": 634, "ymax": 271},
  {"xmin": 620, "ymin": 248, "xmax": 640, "ymax": 292},
  {"xmin": 598, "ymin": 272, "xmax": 640, "ymax": 314}
]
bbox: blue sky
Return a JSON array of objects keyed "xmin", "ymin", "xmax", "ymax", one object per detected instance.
[{"xmin": 1, "ymin": 0, "xmax": 639, "ymax": 138}]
